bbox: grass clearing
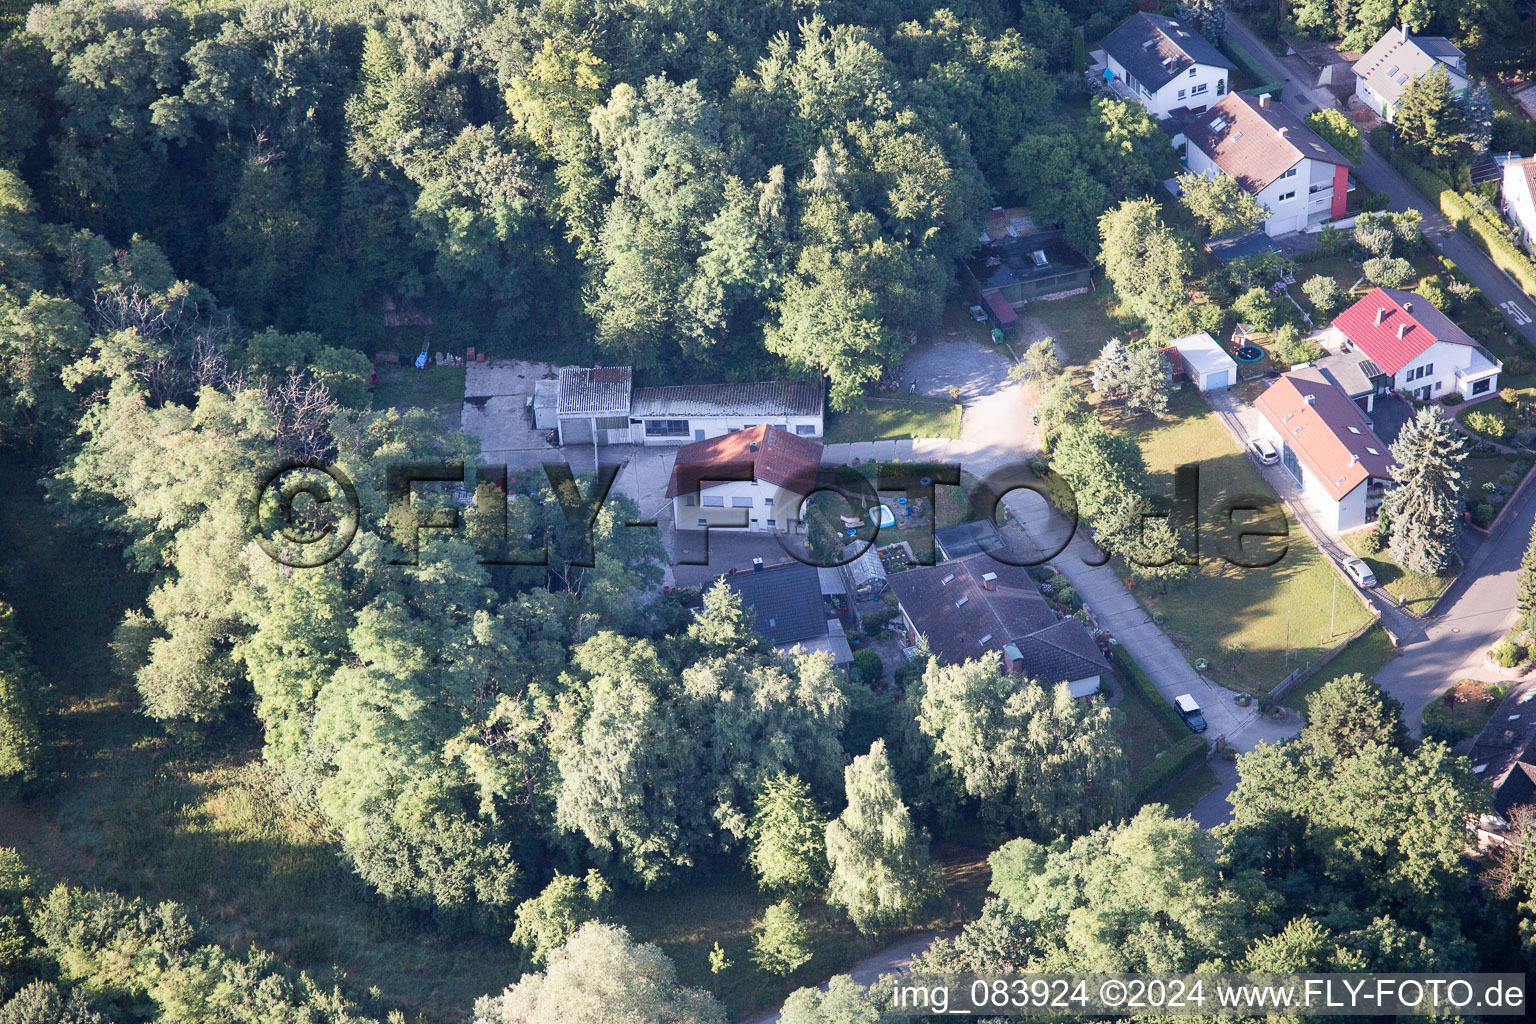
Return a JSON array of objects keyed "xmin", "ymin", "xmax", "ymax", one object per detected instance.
[
  {"xmin": 1343, "ymin": 532, "xmax": 1456, "ymax": 615},
  {"xmin": 1024, "ymin": 288, "xmax": 1125, "ymax": 366},
  {"xmin": 1279, "ymin": 623, "xmax": 1399, "ymax": 713},
  {"xmin": 824, "ymin": 397, "xmax": 962, "ymax": 443},
  {"xmin": 1101, "ymin": 388, "xmax": 1373, "ymax": 693},
  {"xmin": 372, "ymin": 364, "xmax": 466, "ymax": 420}
]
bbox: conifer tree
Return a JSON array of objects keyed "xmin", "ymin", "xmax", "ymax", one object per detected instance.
[
  {"xmin": 1381, "ymin": 407, "xmax": 1466, "ymax": 576},
  {"xmin": 824, "ymin": 740, "xmax": 940, "ymax": 935},
  {"xmin": 1516, "ymin": 519, "xmax": 1536, "ymax": 623}
]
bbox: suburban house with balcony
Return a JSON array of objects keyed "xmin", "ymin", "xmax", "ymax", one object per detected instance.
[
  {"xmin": 666, "ymin": 424, "xmax": 820, "ymax": 534},
  {"xmin": 1331, "ymin": 287, "xmax": 1501, "ymax": 402},
  {"xmin": 1352, "ymin": 25, "xmax": 1469, "ymax": 123},
  {"xmin": 555, "ymin": 368, "xmax": 824, "ymax": 447},
  {"xmin": 1254, "ymin": 370, "xmax": 1397, "ymax": 534},
  {"xmin": 1181, "ymin": 93, "xmax": 1352, "ymax": 236},
  {"xmin": 887, "ymin": 552, "xmax": 1108, "ymax": 698},
  {"xmin": 1501, "ymin": 155, "xmax": 1536, "ymax": 255},
  {"xmin": 1095, "ymin": 12, "xmax": 1233, "ymax": 120}
]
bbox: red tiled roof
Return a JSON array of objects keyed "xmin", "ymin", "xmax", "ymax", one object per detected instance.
[
  {"xmin": 665, "ymin": 424, "xmax": 822, "ymax": 498},
  {"xmin": 1183, "ymin": 93, "xmax": 1350, "ymax": 193},
  {"xmin": 1254, "ymin": 371, "xmax": 1395, "ymax": 501},
  {"xmin": 1332, "ymin": 287, "xmax": 1479, "ymax": 375}
]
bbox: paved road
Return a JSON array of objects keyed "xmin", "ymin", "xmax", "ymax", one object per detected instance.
[
  {"xmin": 1224, "ymin": 16, "xmax": 1536, "ymax": 342},
  {"xmin": 1373, "ymin": 474, "xmax": 1536, "ymax": 733},
  {"xmin": 739, "ymin": 931, "xmax": 949, "ymax": 1024}
]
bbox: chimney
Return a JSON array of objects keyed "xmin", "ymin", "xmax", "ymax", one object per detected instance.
[
  {"xmin": 1304, "ymin": 393, "xmax": 1316, "ymax": 405},
  {"xmin": 1375, "ymin": 307, "xmax": 1387, "ymax": 325},
  {"xmin": 1278, "ymin": 126, "xmax": 1289, "ymax": 138},
  {"xmin": 752, "ymin": 557, "xmax": 764, "ymax": 573},
  {"xmin": 1403, "ymin": 300, "xmax": 1413, "ymax": 313},
  {"xmin": 1258, "ymin": 93, "xmax": 1271, "ymax": 108},
  {"xmin": 981, "ymin": 572, "xmax": 998, "ymax": 592},
  {"xmin": 1397, "ymin": 323, "xmax": 1409, "ymax": 339},
  {"xmin": 1401, "ymin": 22, "xmax": 1409, "ymax": 42},
  {"xmin": 748, "ymin": 441, "xmax": 759, "ymax": 452}
]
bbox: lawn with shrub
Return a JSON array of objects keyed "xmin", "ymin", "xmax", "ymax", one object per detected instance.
[
  {"xmin": 1421, "ymin": 679, "xmax": 1508, "ymax": 746},
  {"xmin": 824, "ymin": 396, "xmax": 962, "ymax": 443},
  {"xmin": 1098, "ymin": 389, "xmax": 1374, "ymax": 693}
]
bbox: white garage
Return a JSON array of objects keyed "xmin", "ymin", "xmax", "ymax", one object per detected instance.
[{"xmin": 1170, "ymin": 332, "xmax": 1239, "ymax": 392}]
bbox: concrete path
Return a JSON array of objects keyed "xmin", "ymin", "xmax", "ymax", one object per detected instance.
[
  {"xmin": 1225, "ymin": 15, "xmax": 1536, "ymax": 341},
  {"xmin": 1189, "ymin": 755, "xmax": 1240, "ymax": 829},
  {"xmin": 738, "ymin": 931, "xmax": 949, "ymax": 1024}
]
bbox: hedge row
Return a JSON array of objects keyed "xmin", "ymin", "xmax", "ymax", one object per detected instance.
[
  {"xmin": 1383, "ymin": 148, "xmax": 1536, "ymax": 297},
  {"xmin": 1222, "ymin": 37, "xmax": 1282, "ymax": 101},
  {"xmin": 1110, "ymin": 645, "xmax": 1190, "ymax": 736},
  {"xmin": 1132, "ymin": 734, "xmax": 1210, "ymax": 805}
]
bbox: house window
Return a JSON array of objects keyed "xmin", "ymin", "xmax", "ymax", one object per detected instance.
[
  {"xmin": 1188, "ymin": 67, "xmax": 1197, "ymax": 77},
  {"xmin": 1278, "ymin": 191, "xmax": 1296, "ymax": 202},
  {"xmin": 764, "ymin": 497, "xmax": 774, "ymax": 506},
  {"xmin": 766, "ymin": 519, "xmax": 776, "ymax": 527},
  {"xmin": 697, "ymin": 518, "xmax": 708, "ymax": 527},
  {"xmin": 1177, "ymin": 88, "xmax": 1187, "ymax": 100},
  {"xmin": 702, "ymin": 495, "xmax": 725, "ymax": 507},
  {"xmin": 1435, "ymin": 381, "xmax": 1443, "ymax": 391},
  {"xmin": 1474, "ymin": 378, "xmax": 1492, "ymax": 395},
  {"xmin": 795, "ymin": 424, "xmax": 816, "ymax": 435},
  {"xmin": 595, "ymin": 416, "xmax": 628, "ymax": 430},
  {"xmin": 644, "ymin": 419, "xmax": 690, "ymax": 437},
  {"xmin": 684, "ymin": 495, "xmax": 695, "ymax": 506},
  {"xmin": 1191, "ymin": 82, "xmax": 1208, "ymax": 96},
  {"xmin": 1424, "ymin": 362, "xmax": 1433, "ymax": 375},
  {"xmin": 1217, "ymin": 78, "xmax": 1226, "ymax": 95},
  {"xmin": 732, "ymin": 496, "xmax": 753, "ymax": 508}
]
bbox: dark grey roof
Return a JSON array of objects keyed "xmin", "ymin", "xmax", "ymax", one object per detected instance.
[
  {"xmin": 556, "ymin": 366, "xmax": 632, "ymax": 416},
  {"xmin": 1208, "ymin": 229, "xmax": 1280, "ymax": 265},
  {"xmin": 1312, "ymin": 350, "xmax": 1387, "ymax": 398},
  {"xmin": 934, "ymin": 519, "xmax": 1007, "ymax": 561},
  {"xmin": 1099, "ymin": 12, "xmax": 1233, "ymax": 92},
  {"xmin": 631, "ymin": 381, "xmax": 822, "ymax": 419},
  {"xmin": 888, "ymin": 554, "xmax": 1055, "ymax": 664},
  {"xmin": 1005, "ymin": 618, "xmax": 1110, "ymax": 687},
  {"xmin": 965, "ymin": 230, "xmax": 1091, "ymax": 295},
  {"xmin": 724, "ymin": 563, "xmax": 829, "ymax": 646}
]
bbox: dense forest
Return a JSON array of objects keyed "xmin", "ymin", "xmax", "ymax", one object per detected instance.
[{"xmin": 2, "ymin": 1, "xmax": 1536, "ymax": 1023}]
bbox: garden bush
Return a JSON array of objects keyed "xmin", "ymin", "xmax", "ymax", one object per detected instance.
[
  {"xmin": 1110, "ymin": 646, "xmax": 1189, "ymax": 736},
  {"xmin": 1470, "ymin": 502, "xmax": 1496, "ymax": 528},
  {"xmin": 1360, "ymin": 192, "xmax": 1391, "ymax": 213},
  {"xmin": 861, "ymin": 608, "xmax": 899, "ymax": 634},
  {"xmin": 1466, "ymin": 408, "xmax": 1510, "ymax": 440},
  {"xmin": 851, "ymin": 648, "xmax": 883, "ymax": 686},
  {"xmin": 1416, "ymin": 275, "xmax": 1449, "ymax": 312},
  {"xmin": 1441, "ymin": 392, "xmax": 1462, "ymax": 405},
  {"xmin": 1360, "ymin": 528, "xmax": 1384, "ymax": 554},
  {"xmin": 1363, "ymin": 256, "xmax": 1414, "ymax": 288},
  {"xmin": 1273, "ymin": 325, "xmax": 1324, "ymax": 366},
  {"xmin": 1231, "ymin": 286, "xmax": 1280, "ymax": 331},
  {"xmin": 1491, "ymin": 640, "xmax": 1521, "ymax": 668},
  {"xmin": 1130, "ymin": 734, "xmax": 1209, "ymax": 805},
  {"xmin": 1301, "ymin": 274, "xmax": 1345, "ymax": 316}
]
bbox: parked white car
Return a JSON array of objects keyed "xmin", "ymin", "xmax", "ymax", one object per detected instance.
[
  {"xmin": 1248, "ymin": 437, "xmax": 1279, "ymax": 465},
  {"xmin": 1342, "ymin": 557, "xmax": 1378, "ymax": 589}
]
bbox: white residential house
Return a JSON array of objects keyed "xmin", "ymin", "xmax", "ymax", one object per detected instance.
[
  {"xmin": 1181, "ymin": 93, "xmax": 1352, "ymax": 236},
  {"xmin": 1333, "ymin": 287, "xmax": 1501, "ymax": 402},
  {"xmin": 1352, "ymin": 25, "xmax": 1469, "ymax": 123},
  {"xmin": 1254, "ymin": 370, "xmax": 1397, "ymax": 534},
  {"xmin": 1096, "ymin": 12, "xmax": 1233, "ymax": 120},
  {"xmin": 666, "ymin": 425, "xmax": 821, "ymax": 534},
  {"xmin": 555, "ymin": 369, "xmax": 824, "ymax": 447},
  {"xmin": 1501, "ymin": 155, "xmax": 1536, "ymax": 255}
]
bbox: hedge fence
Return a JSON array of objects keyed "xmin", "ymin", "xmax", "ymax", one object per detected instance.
[
  {"xmin": 1111, "ymin": 645, "xmax": 1190, "ymax": 736},
  {"xmin": 1132, "ymin": 734, "xmax": 1210, "ymax": 805},
  {"xmin": 1375, "ymin": 141, "xmax": 1536, "ymax": 298}
]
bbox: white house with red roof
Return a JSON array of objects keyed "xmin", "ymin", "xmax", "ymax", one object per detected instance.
[
  {"xmin": 666, "ymin": 425, "xmax": 822, "ymax": 534},
  {"xmin": 1254, "ymin": 370, "xmax": 1397, "ymax": 533},
  {"xmin": 1330, "ymin": 287, "xmax": 1501, "ymax": 402},
  {"xmin": 1180, "ymin": 93, "xmax": 1352, "ymax": 236}
]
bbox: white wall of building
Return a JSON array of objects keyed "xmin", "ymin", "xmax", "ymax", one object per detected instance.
[
  {"xmin": 1503, "ymin": 164, "xmax": 1536, "ymax": 255},
  {"xmin": 1183, "ymin": 149, "xmax": 1328, "ymax": 237},
  {"xmin": 1392, "ymin": 340, "xmax": 1499, "ymax": 401},
  {"xmin": 671, "ymin": 480, "xmax": 805, "ymax": 533},
  {"xmin": 1105, "ymin": 54, "xmax": 1227, "ymax": 119},
  {"xmin": 639, "ymin": 414, "xmax": 822, "ymax": 446}
]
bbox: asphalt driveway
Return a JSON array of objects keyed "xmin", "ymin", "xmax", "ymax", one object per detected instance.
[{"xmin": 898, "ymin": 340, "xmax": 1035, "ymax": 448}]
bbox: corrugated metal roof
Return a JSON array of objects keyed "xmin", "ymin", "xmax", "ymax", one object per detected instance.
[{"xmin": 556, "ymin": 366, "xmax": 632, "ymax": 416}]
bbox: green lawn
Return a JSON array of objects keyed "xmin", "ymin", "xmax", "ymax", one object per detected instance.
[
  {"xmin": 1292, "ymin": 257, "xmax": 1363, "ymax": 320},
  {"xmin": 1155, "ymin": 764, "xmax": 1222, "ymax": 817},
  {"xmin": 1343, "ymin": 532, "xmax": 1457, "ymax": 615},
  {"xmin": 1422, "ymin": 679, "xmax": 1508, "ymax": 745},
  {"xmin": 1114, "ymin": 674, "xmax": 1179, "ymax": 773},
  {"xmin": 372, "ymin": 364, "xmax": 466, "ymax": 418},
  {"xmin": 1026, "ymin": 288, "xmax": 1126, "ymax": 366},
  {"xmin": 824, "ymin": 397, "xmax": 962, "ymax": 443},
  {"xmin": 1106, "ymin": 388, "xmax": 1374, "ymax": 694},
  {"xmin": 1280, "ymin": 623, "xmax": 1398, "ymax": 713}
]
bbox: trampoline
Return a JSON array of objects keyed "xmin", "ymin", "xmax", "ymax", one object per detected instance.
[{"xmin": 1234, "ymin": 345, "xmax": 1265, "ymax": 362}]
